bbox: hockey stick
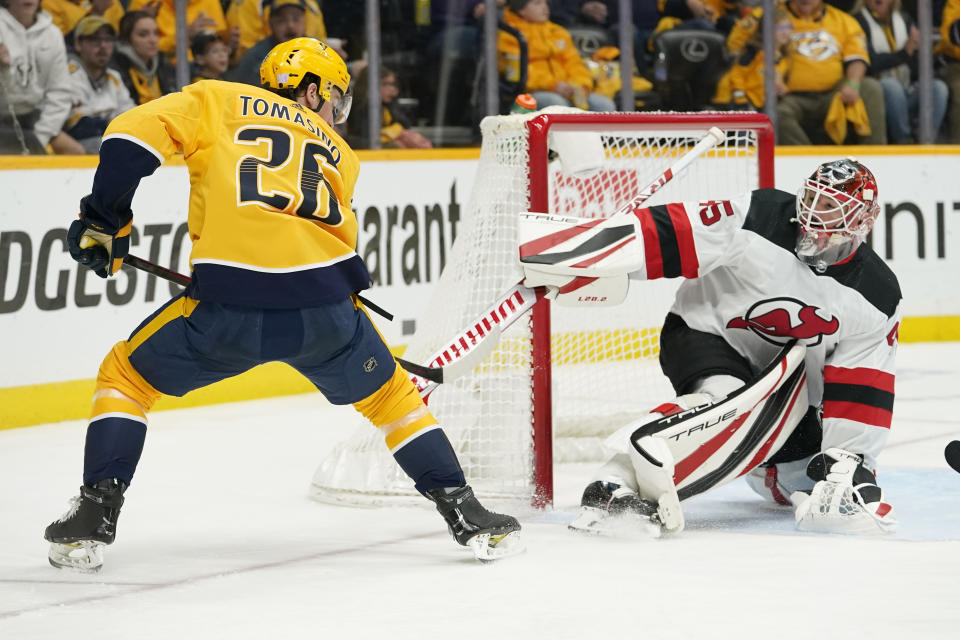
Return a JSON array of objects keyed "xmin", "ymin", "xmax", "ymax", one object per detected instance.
[
  {"xmin": 408, "ymin": 127, "xmax": 727, "ymax": 398},
  {"xmin": 124, "ymin": 254, "xmax": 191, "ymax": 286},
  {"xmin": 946, "ymin": 440, "xmax": 960, "ymax": 474},
  {"xmin": 120, "ymin": 254, "xmax": 468, "ymax": 386}
]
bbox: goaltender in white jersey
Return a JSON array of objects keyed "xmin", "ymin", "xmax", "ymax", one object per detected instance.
[{"xmin": 519, "ymin": 158, "xmax": 901, "ymax": 535}]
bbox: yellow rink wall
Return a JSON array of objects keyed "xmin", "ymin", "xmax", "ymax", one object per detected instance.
[{"xmin": 2, "ymin": 146, "xmax": 958, "ymax": 430}]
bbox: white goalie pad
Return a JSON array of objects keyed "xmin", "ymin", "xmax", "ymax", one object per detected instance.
[
  {"xmin": 630, "ymin": 341, "xmax": 809, "ymax": 502},
  {"xmin": 518, "ymin": 211, "xmax": 643, "ymax": 307},
  {"xmin": 518, "ymin": 211, "xmax": 646, "ymax": 279},
  {"xmin": 629, "ymin": 435, "xmax": 684, "ymax": 532}
]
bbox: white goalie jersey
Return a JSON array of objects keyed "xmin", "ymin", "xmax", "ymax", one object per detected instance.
[{"xmin": 521, "ymin": 188, "xmax": 902, "ymax": 471}]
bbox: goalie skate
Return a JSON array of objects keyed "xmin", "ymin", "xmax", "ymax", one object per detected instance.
[{"xmin": 567, "ymin": 481, "xmax": 664, "ymax": 538}]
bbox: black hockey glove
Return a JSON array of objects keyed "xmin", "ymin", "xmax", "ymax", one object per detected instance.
[{"xmin": 67, "ymin": 197, "xmax": 131, "ymax": 278}]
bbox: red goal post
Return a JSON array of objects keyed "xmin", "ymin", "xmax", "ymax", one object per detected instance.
[{"xmin": 310, "ymin": 110, "xmax": 775, "ymax": 509}]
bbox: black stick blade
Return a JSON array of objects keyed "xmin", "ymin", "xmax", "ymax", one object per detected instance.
[{"xmin": 946, "ymin": 440, "xmax": 960, "ymax": 474}]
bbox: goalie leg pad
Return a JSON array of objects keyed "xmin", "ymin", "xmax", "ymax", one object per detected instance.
[
  {"xmin": 632, "ymin": 341, "xmax": 809, "ymax": 501},
  {"xmin": 591, "ymin": 453, "xmax": 640, "ymax": 492},
  {"xmin": 586, "ymin": 393, "xmax": 715, "ymax": 534},
  {"xmin": 629, "ymin": 435, "xmax": 684, "ymax": 532}
]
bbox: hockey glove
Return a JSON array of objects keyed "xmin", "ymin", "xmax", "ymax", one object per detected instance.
[
  {"xmin": 67, "ymin": 213, "xmax": 131, "ymax": 278},
  {"xmin": 792, "ymin": 447, "xmax": 897, "ymax": 534}
]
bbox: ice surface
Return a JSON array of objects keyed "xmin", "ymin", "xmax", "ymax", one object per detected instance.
[{"xmin": 1, "ymin": 343, "xmax": 958, "ymax": 639}]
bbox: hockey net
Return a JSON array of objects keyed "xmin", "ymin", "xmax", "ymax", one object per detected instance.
[{"xmin": 311, "ymin": 110, "xmax": 774, "ymax": 507}]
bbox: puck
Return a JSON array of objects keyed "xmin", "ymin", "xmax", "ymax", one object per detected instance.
[{"xmin": 946, "ymin": 440, "xmax": 960, "ymax": 474}]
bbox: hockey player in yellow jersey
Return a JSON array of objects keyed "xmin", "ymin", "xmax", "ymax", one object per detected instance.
[{"xmin": 43, "ymin": 38, "xmax": 522, "ymax": 570}]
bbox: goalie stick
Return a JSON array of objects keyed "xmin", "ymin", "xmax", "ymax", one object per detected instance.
[
  {"xmin": 120, "ymin": 254, "xmax": 468, "ymax": 387},
  {"xmin": 405, "ymin": 126, "xmax": 728, "ymax": 397}
]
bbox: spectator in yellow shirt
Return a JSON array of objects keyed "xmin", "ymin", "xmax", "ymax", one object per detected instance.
[
  {"xmin": 224, "ymin": 0, "xmax": 305, "ymax": 86},
  {"xmin": 109, "ymin": 10, "xmax": 175, "ymax": 104},
  {"xmin": 126, "ymin": 0, "xmax": 226, "ymax": 60},
  {"xmin": 499, "ymin": 0, "xmax": 616, "ymax": 111},
  {"xmin": 225, "ymin": 0, "xmax": 325, "ymax": 62},
  {"xmin": 714, "ymin": 5, "xmax": 793, "ymax": 109},
  {"xmin": 774, "ymin": 0, "xmax": 885, "ymax": 145},
  {"xmin": 43, "ymin": 0, "xmax": 123, "ymax": 39}
]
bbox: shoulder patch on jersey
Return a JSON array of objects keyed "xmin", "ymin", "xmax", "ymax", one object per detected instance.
[
  {"xmin": 742, "ymin": 188, "xmax": 798, "ymax": 252},
  {"xmin": 822, "ymin": 244, "xmax": 902, "ymax": 318}
]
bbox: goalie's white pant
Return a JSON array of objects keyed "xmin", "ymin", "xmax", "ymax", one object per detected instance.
[{"xmin": 743, "ymin": 458, "xmax": 815, "ymax": 506}]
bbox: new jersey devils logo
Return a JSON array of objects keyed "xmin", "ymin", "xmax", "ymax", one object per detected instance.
[{"xmin": 726, "ymin": 297, "xmax": 839, "ymax": 346}]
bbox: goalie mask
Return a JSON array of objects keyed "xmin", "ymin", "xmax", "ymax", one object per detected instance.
[
  {"xmin": 260, "ymin": 37, "xmax": 353, "ymax": 124},
  {"xmin": 794, "ymin": 158, "xmax": 880, "ymax": 272}
]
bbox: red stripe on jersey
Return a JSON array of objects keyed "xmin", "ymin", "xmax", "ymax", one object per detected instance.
[
  {"xmin": 519, "ymin": 218, "xmax": 604, "ymax": 259},
  {"xmin": 570, "ymin": 236, "xmax": 636, "ymax": 268},
  {"xmin": 666, "ymin": 202, "xmax": 700, "ymax": 277},
  {"xmin": 635, "ymin": 209, "xmax": 664, "ymax": 279},
  {"xmin": 875, "ymin": 502, "xmax": 892, "ymax": 517},
  {"xmin": 673, "ymin": 412, "xmax": 751, "ymax": 485},
  {"xmin": 823, "ymin": 366, "xmax": 895, "ymax": 393},
  {"xmin": 557, "ymin": 276, "xmax": 597, "ymax": 294},
  {"xmin": 739, "ymin": 374, "xmax": 806, "ymax": 476},
  {"xmin": 822, "ymin": 400, "xmax": 893, "ymax": 429}
]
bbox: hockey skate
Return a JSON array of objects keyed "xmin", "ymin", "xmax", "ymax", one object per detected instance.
[
  {"xmin": 427, "ymin": 486, "xmax": 524, "ymax": 562},
  {"xmin": 568, "ymin": 481, "xmax": 664, "ymax": 538},
  {"xmin": 44, "ymin": 479, "xmax": 125, "ymax": 572}
]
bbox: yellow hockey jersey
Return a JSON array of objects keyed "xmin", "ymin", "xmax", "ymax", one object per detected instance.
[{"xmin": 92, "ymin": 79, "xmax": 369, "ymax": 308}]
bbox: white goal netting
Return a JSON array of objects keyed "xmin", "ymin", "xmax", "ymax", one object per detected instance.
[{"xmin": 311, "ymin": 109, "xmax": 772, "ymax": 506}]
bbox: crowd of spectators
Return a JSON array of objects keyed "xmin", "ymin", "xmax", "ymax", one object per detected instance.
[{"xmin": 1, "ymin": 0, "xmax": 959, "ymax": 154}]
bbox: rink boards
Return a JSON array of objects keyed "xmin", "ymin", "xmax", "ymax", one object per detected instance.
[{"xmin": 1, "ymin": 146, "xmax": 959, "ymax": 428}]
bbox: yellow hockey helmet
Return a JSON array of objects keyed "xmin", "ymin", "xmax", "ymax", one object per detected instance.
[{"xmin": 260, "ymin": 37, "xmax": 352, "ymax": 123}]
